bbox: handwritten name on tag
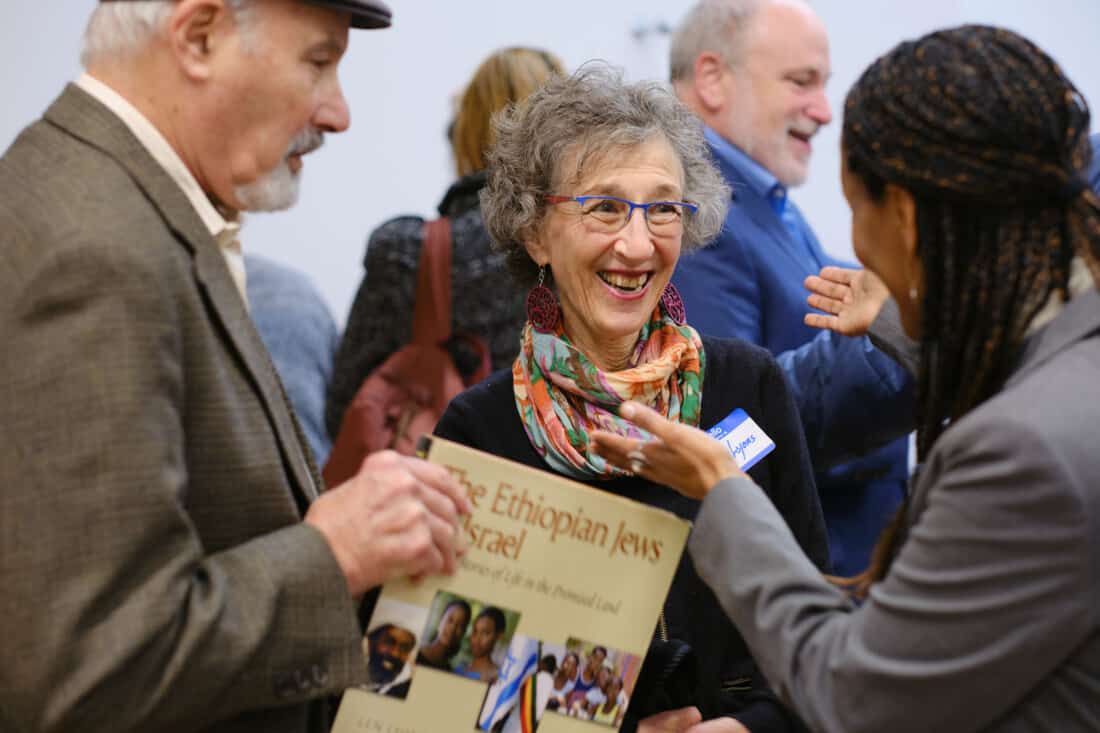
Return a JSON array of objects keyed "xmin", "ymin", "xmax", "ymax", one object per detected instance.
[{"xmin": 706, "ymin": 408, "xmax": 775, "ymax": 471}]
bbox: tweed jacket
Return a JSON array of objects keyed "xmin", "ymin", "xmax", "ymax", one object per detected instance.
[
  {"xmin": 690, "ymin": 287, "xmax": 1100, "ymax": 732},
  {"xmin": 0, "ymin": 85, "xmax": 366, "ymax": 732}
]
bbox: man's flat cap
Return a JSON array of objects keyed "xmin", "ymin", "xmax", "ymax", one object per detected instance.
[
  {"xmin": 99, "ymin": 0, "xmax": 392, "ymax": 30},
  {"xmin": 299, "ymin": 0, "xmax": 391, "ymax": 28}
]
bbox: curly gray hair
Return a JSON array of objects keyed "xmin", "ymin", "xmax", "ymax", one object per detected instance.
[{"xmin": 480, "ymin": 64, "xmax": 731, "ymax": 286}]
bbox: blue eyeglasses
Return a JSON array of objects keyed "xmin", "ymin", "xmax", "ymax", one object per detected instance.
[{"xmin": 545, "ymin": 195, "xmax": 698, "ymax": 235}]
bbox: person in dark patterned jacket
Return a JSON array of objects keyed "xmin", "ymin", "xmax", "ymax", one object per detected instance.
[{"xmin": 326, "ymin": 46, "xmax": 565, "ymax": 438}]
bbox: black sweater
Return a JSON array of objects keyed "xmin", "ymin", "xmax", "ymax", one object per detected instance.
[{"xmin": 435, "ymin": 336, "xmax": 830, "ymax": 732}]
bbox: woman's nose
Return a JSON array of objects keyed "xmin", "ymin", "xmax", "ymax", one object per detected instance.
[{"xmin": 614, "ymin": 210, "xmax": 655, "ymax": 259}]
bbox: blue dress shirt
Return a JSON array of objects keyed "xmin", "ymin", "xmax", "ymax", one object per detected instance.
[{"xmin": 672, "ymin": 128, "xmax": 915, "ymax": 575}]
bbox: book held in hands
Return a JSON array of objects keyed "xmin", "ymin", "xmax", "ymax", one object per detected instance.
[{"xmin": 333, "ymin": 436, "xmax": 692, "ymax": 733}]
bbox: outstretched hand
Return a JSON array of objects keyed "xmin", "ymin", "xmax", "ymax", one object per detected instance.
[
  {"xmin": 804, "ymin": 266, "xmax": 889, "ymax": 338},
  {"xmin": 590, "ymin": 401, "xmax": 743, "ymax": 501}
]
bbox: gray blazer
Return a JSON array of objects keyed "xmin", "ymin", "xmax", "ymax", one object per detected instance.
[
  {"xmin": 0, "ymin": 86, "xmax": 366, "ymax": 731},
  {"xmin": 690, "ymin": 288, "xmax": 1100, "ymax": 732}
]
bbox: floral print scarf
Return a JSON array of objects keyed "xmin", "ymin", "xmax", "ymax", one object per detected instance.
[{"xmin": 512, "ymin": 306, "xmax": 705, "ymax": 479}]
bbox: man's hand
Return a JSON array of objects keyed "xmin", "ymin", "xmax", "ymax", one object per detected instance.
[
  {"xmin": 305, "ymin": 450, "xmax": 470, "ymax": 598},
  {"xmin": 804, "ymin": 265, "xmax": 889, "ymax": 338}
]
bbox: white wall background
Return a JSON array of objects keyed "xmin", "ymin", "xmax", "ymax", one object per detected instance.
[{"xmin": 3, "ymin": 1, "xmax": 1098, "ymax": 327}]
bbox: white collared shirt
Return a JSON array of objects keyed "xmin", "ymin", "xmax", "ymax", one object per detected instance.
[{"xmin": 75, "ymin": 73, "xmax": 248, "ymax": 304}]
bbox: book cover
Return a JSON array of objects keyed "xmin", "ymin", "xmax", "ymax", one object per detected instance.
[{"xmin": 332, "ymin": 436, "xmax": 692, "ymax": 733}]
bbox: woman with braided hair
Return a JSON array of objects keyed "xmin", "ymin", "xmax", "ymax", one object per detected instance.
[{"xmin": 592, "ymin": 25, "xmax": 1100, "ymax": 732}]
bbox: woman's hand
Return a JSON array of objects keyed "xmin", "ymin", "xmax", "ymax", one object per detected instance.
[
  {"xmin": 686, "ymin": 719, "xmax": 751, "ymax": 732},
  {"xmin": 590, "ymin": 401, "xmax": 744, "ymax": 501},
  {"xmin": 637, "ymin": 708, "xmax": 751, "ymax": 733},
  {"xmin": 637, "ymin": 707, "xmax": 702, "ymax": 732},
  {"xmin": 803, "ymin": 265, "xmax": 889, "ymax": 338}
]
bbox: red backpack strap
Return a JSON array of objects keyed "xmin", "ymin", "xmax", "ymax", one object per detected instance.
[
  {"xmin": 465, "ymin": 335, "xmax": 493, "ymax": 385},
  {"xmin": 411, "ymin": 217, "xmax": 453, "ymax": 347},
  {"xmin": 412, "ymin": 217, "xmax": 492, "ymax": 383}
]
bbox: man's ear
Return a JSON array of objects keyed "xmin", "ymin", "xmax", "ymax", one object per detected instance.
[
  {"xmin": 167, "ymin": 0, "xmax": 235, "ymax": 82},
  {"xmin": 691, "ymin": 52, "xmax": 730, "ymax": 113}
]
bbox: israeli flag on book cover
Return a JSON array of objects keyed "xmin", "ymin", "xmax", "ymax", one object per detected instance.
[{"xmin": 478, "ymin": 635, "xmax": 540, "ymax": 731}]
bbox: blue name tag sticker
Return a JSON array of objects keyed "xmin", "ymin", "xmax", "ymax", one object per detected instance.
[{"xmin": 706, "ymin": 408, "xmax": 776, "ymax": 471}]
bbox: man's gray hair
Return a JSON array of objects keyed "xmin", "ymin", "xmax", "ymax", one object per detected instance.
[
  {"xmin": 669, "ymin": 0, "xmax": 766, "ymax": 83},
  {"xmin": 81, "ymin": 0, "xmax": 253, "ymax": 68},
  {"xmin": 480, "ymin": 64, "xmax": 731, "ymax": 287}
]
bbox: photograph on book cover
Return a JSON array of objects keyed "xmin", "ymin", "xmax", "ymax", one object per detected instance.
[
  {"xmin": 333, "ymin": 437, "xmax": 691, "ymax": 733},
  {"xmin": 421, "ymin": 591, "xmax": 523, "ymax": 684},
  {"xmin": 359, "ymin": 597, "xmax": 428, "ymax": 700},
  {"xmin": 475, "ymin": 635, "xmax": 642, "ymax": 732}
]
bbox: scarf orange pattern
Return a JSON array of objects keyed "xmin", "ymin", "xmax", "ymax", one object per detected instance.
[{"xmin": 512, "ymin": 306, "xmax": 705, "ymax": 479}]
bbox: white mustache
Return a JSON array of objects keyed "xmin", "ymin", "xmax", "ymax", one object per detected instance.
[{"xmin": 287, "ymin": 128, "xmax": 324, "ymax": 158}]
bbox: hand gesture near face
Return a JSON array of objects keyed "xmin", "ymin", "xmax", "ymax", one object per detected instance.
[
  {"xmin": 803, "ymin": 265, "xmax": 890, "ymax": 338},
  {"xmin": 590, "ymin": 402, "xmax": 744, "ymax": 501}
]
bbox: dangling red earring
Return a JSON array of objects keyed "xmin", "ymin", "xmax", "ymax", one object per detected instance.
[
  {"xmin": 527, "ymin": 265, "xmax": 560, "ymax": 332},
  {"xmin": 660, "ymin": 282, "xmax": 686, "ymax": 325}
]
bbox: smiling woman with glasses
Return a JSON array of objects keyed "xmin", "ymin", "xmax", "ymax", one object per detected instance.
[{"xmin": 433, "ymin": 65, "xmax": 830, "ymax": 733}]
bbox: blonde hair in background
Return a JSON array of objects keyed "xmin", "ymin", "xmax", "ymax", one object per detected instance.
[{"xmin": 451, "ymin": 47, "xmax": 565, "ymax": 178}]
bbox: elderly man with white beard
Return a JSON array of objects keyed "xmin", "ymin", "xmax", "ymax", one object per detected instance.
[{"xmin": 0, "ymin": 2, "xmax": 470, "ymax": 732}]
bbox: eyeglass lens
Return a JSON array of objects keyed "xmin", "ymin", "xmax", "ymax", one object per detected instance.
[{"xmin": 579, "ymin": 196, "xmax": 686, "ymax": 232}]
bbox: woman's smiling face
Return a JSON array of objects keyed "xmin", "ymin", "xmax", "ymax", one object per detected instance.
[{"xmin": 526, "ymin": 136, "xmax": 686, "ymax": 370}]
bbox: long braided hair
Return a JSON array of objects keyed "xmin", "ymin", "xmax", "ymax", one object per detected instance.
[{"xmin": 841, "ymin": 25, "xmax": 1100, "ymax": 593}]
